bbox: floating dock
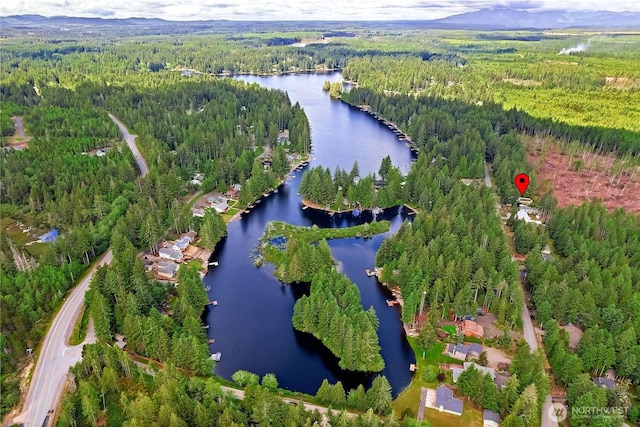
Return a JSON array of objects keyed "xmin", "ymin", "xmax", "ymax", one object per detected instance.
[
  {"xmin": 211, "ymin": 352, "xmax": 221, "ymax": 361},
  {"xmin": 386, "ymin": 299, "xmax": 399, "ymax": 307},
  {"xmin": 209, "ymin": 261, "xmax": 219, "ymax": 266},
  {"xmin": 208, "ymin": 339, "xmax": 215, "ymax": 344},
  {"xmin": 208, "ymin": 300, "xmax": 218, "ymax": 306},
  {"xmin": 365, "ymin": 269, "xmax": 376, "ymax": 277}
]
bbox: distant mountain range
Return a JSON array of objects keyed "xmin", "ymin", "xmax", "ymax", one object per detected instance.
[
  {"xmin": 1, "ymin": 8, "xmax": 639, "ymax": 30},
  {"xmin": 432, "ymin": 8, "xmax": 640, "ymax": 29}
]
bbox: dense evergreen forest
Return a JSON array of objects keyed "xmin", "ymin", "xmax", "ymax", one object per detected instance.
[
  {"xmin": 2, "ymin": 23, "xmax": 639, "ymax": 426},
  {"xmin": 298, "ymin": 158, "xmax": 405, "ymax": 211},
  {"xmin": 293, "ymin": 267, "xmax": 385, "ymax": 372},
  {"xmin": 350, "ymin": 73, "xmax": 639, "ymax": 425},
  {"xmin": 0, "ymin": 34, "xmax": 314, "ymax": 419}
]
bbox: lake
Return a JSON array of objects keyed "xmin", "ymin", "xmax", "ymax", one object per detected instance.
[{"xmin": 204, "ymin": 72, "xmax": 416, "ymax": 396}]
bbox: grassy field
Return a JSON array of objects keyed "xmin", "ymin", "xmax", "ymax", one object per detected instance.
[{"xmin": 393, "ymin": 337, "xmax": 483, "ymax": 426}]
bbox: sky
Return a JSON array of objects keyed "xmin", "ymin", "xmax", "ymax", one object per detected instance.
[{"xmin": 2, "ymin": 0, "xmax": 639, "ymax": 21}]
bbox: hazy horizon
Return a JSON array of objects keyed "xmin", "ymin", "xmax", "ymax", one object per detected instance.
[{"xmin": 3, "ymin": 0, "xmax": 640, "ymax": 22}]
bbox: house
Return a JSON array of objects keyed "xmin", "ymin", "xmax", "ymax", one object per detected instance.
[
  {"xmin": 468, "ymin": 343, "xmax": 483, "ymax": 358},
  {"xmin": 226, "ymin": 184, "xmax": 242, "ymax": 199},
  {"xmin": 40, "ymin": 229, "xmax": 59, "ymax": 243},
  {"xmin": 156, "ymin": 261, "xmax": 179, "ymax": 279},
  {"xmin": 212, "ymin": 201, "xmax": 229, "ymax": 213},
  {"xmin": 517, "ymin": 206, "xmax": 543, "ymax": 225},
  {"xmin": 173, "ymin": 237, "xmax": 191, "ymax": 251},
  {"xmin": 158, "ymin": 248, "xmax": 183, "ymax": 262},
  {"xmin": 192, "ymin": 208, "xmax": 206, "ymax": 218},
  {"xmin": 435, "ymin": 386, "xmax": 463, "ymax": 416},
  {"xmin": 593, "ymin": 377, "xmax": 616, "ymax": 391},
  {"xmin": 494, "ymin": 373, "xmax": 509, "ymax": 390},
  {"xmin": 542, "ymin": 245, "xmax": 552, "ymax": 261},
  {"xmin": 483, "ymin": 409, "xmax": 501, "ymax": 427},
  {"xmin": 444, "ymin": 343, "xmax": 470, "ymax": 361},
  {"xmin": 462, "ymin": 320, "xmax": 485, "ymax": 339},
  {"xmin": 452, "ymin": 362, "xmax": 496, "ymax": 383},
  {"xmin": 190, "ymin": 179, "xmax": 202, "ymax": 186},
  {"xmin": 183, "ymin": 231, "xmax": 197, "ymax": 242}
]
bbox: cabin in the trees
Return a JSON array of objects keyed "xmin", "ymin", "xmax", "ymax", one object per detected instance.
[
  {"xmin": 435, "ymin": 385, "xmax": 463, "ymax": 416},
  {"xmin": 156, "ymin": 261, "xmax": 179, "ymax": 279},
  {"xmin": 462, "ymin": 320, "xmax": 485, "ymax": 338},
  {"xmin": 192, "ymin": 208, "xmax": 206, "ymax": 217},
  {"xmin": 226, "ymin": 184, "xmax": 242, "ymax": 199},
  {"xmin": 483, "ymin": 409, "xmax": 501, "ymax": 427},
  {"xmin": 159, "ymin": 248, "xmax": 183, "ymax": 262},
  {"xmin": 452, "ymin": 362, "xmax": 496, "ymax": 383},
  {"xmin": 173, "ymin": 237, "xmax": 191, "ymax": 251},
  {"xmin": 592, "ymin": 377, "xmax": 616, "ymax": 391}
]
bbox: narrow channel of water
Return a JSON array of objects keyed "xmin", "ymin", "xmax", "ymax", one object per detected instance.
[{"xmin": 204, "ymin": 72, "xmax": 415, "ymax": 396}]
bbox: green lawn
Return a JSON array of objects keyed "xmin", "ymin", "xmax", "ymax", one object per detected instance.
[
  {"xmin": 441, "ymin": 325, "xmax": 457, "ymax": 336},
  {"xmin": 393, "ymin": 338, "xmax": 483, "ymax": 426}
]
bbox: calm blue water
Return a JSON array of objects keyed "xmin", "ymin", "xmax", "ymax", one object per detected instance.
[{"xmin": 204, "ymin": 72, "xmax": 415, "ymax": 396}]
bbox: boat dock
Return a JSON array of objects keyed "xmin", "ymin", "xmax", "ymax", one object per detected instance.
[
  {"xmin": 211, "ymin": 352, "xmax": 221, "ymax": 362},
  {"xmin": 208, "ymin": 339, "xmax": 215, "ymax": 344},
  {"xmin": 386, "ymin": 299, "xmax": 400, "ymax": 307},
  {"xmin": 365, "ymin": 269, "xmax": 376, "ymax": 277},
  {"xmin": 208, "ymin": 300, "xmax": 218, "ymax": 306}
]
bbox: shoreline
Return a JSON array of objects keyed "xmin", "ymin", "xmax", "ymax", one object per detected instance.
[
  {"xmin": 300, "ymin": 198, "xmax": 386, "ymax": 216},
  {"xmin": 175, "ymin": 67, "xmax": 341, "ymax": 78},
  {"xmin": 227, "ymin": 155, "xmax": 314, "ymax": 223}
]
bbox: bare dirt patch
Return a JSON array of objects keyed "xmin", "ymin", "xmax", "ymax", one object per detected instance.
[
  {"xmin": 524, "ymin": 135, "xmax": 640, "ymax": 214},
  {"xmin": 605, "ymin": 76, "xmax": 640, "ymax": 90},
  {"xmin": 502, "ymin": 78, "xmax": 543, "ymax": 86},
  {"xmin": 483, "ymin": 347, "xmax": 512, "ymax": 369}
]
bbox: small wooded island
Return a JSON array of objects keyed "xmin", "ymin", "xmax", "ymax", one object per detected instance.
[
  {"xmin": 299, "ymin": 157, "xmax": 406, "ymax": 214},
  {"xmin": 259, "ymin": 220, "xmax": 390, "ymax": 372}
]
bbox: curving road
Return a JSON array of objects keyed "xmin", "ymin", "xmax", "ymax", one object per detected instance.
[
  {"xmin": 12, "ymin": 116, "xmax": 147, "ymax": 427},
  {"xmin": 109, "ymin": 113, "xmax": 149, "ymax": 176}
]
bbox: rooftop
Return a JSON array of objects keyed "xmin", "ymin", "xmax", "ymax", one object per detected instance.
[
  {"xmin": 436, "ymin": 386, "xmax": 463, "ymax": 415},
  {"xmin": 483, "ymin": 409, "xmax": 501, "ymax": 423}
]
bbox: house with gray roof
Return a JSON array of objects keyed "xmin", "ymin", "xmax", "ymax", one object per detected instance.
[
  {"xmin": 452, "ymin": 362, "xmax": 496, "ymax": 383},
  {"xmin": 469, "ymin": 343, "xmax": 483, "ymax": 357},
  {"xmin": 156, "ymin": 261, "xmax": 179, "ymax": 279},
  {"xmin": 173, "ymin": 237, "xmax": 191, "ymax": 251},
  {"xmin": 444, "ymin": 343, "xmax": 470, "ymax": 361},
  {"xmin": 593, "ymin": 377, "xmax": 616, "ymax": 390},
  {"xmin": 435, "ymin": 385, "xmax": 463, "ymax": 416},
  {"xmin": 483, "ymin": 409, "xmax": 501, "ymax": 427},
  {"xmin": 158, "ymin": 248, "xmax": 183, "ymax": 262}
]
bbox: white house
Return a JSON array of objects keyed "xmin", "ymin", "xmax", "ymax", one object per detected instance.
[{"xmin": 158, "ymin": 248, "xmax": 183, "ymax": 262}]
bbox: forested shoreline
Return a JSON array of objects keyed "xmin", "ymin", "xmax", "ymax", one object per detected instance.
[{"xmin": 2, "ymin": 22, "xmax": 639, "ymax": 426}]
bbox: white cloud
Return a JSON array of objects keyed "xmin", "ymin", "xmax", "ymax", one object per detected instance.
[{"xmin": 2, "ymin": 0, "xmax": 639, "ymax": 20}]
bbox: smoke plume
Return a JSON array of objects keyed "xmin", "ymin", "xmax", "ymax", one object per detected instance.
[{"xmin": 558, "ymin": 39, "xmax": 593, "ymax": 55}]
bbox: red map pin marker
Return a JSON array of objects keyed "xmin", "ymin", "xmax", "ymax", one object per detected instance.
[{"xmin": 514, "ymin": 173, "xmax": 530, "ymax": 196}]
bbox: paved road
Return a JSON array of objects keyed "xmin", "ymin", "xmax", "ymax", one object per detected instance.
[
  {"xmin": 485, "ymin": 162, "xmax": 558, "ymax": 427},
  {"xmin": 12, "ymin": 252, "xmax": 111, "ymax": 427},
  {"xmin": 13, "ymin": 115, "xmax": 149, "ymax": 427},
  {"xmin": 109, "ymin": 113, "xmax": 149, "ymax": 176}
]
